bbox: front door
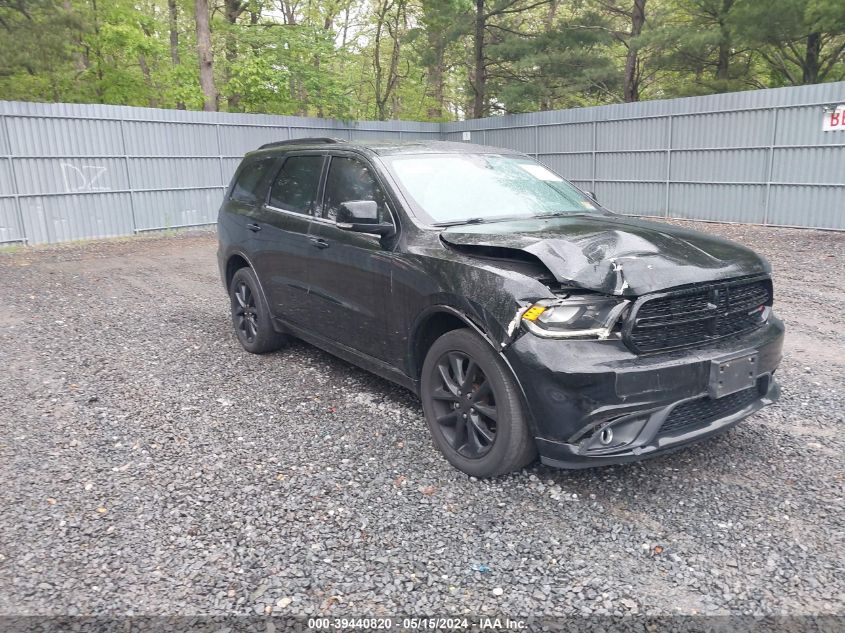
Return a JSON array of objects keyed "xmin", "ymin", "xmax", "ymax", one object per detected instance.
[{"xmin": 306, "ymin": 154, "xmax": 397, "ymax": 362}]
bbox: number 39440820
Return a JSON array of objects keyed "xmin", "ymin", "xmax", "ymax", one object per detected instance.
[{"xmin": 823, "ymin": 105, "xmax": 845, "ymax": 131}]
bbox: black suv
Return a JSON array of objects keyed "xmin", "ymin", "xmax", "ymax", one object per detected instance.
[{"xmin": 217, "ymin": 138, "xmax": 783, "ymax": 477}]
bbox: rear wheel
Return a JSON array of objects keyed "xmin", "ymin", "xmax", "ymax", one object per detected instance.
[
  {"xmin": 420, "ymin": 329, "xmax": 536, "ymax": 477},
  {"xmin": 229, "ymin": 267, "xmax": 287, "ymax": 354}
]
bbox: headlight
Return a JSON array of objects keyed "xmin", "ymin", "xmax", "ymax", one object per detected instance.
[{"xmin": 521, "ymin": 295, "xmax": 629, "ymax": 339}]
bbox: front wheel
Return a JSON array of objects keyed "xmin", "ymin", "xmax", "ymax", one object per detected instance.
[{"xmin": 420, "ymin": 329, "xmax": 536, "ymax": 477}]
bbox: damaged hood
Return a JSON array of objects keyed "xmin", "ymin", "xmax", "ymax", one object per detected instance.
[{"xmin": 440, "ymin": 214, "xmax": 770, "ymax": 296}]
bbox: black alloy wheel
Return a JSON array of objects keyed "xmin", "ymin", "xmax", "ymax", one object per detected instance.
[
  {"xmin": 431, "ymin": 351, "xmax": 498, "ymax": 459},
  {"xmin": 233, "ymin": 280, "xmax": 258, "ymax": 344},
  {"xmin": 420, "ymin": 329, "xmax": 536, "ymax": 477},
  {"xmin": 229, "ymin": 266, "xmax": 287, "ymax": 354}
]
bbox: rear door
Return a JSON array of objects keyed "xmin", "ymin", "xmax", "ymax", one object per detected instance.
[
  {"xmin": 306, "ymin": 153, "xmax": 398, "ymax": 361},
  {"xmin": 250, "ymin": 153, "xmax": 326, "ymax": 328},
  {"xmin": 220, "ymin": 155, "xmax": 277, "ymax": 241},
  {"xmin": 218, "ymin": 155, "xmax": 277, "ymax": 279}
]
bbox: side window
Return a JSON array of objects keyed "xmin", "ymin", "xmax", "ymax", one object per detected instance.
[
  {"xmin": 231, "ymin": 158, "xmax": 274, "ymax": 204},
  {"xmin": 268, "ymin": 155, "xmax": 323, "ymax": 215},
  {"xmin": 323, "ymin": 157, "xmax": 389, "ymax": 222}
]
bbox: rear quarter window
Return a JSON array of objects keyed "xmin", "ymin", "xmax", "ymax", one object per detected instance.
[{"xmin": 231, "ymin": 158, "xmax": 274, "ymax": 204}]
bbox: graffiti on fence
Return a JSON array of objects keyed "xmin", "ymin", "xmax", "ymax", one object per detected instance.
[{"xmin": 61, "ymin": 163, "xmax": 109, "ymax": 193}]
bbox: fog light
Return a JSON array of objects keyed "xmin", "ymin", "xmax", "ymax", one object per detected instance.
[{"xmin": 599, "ymin": 427, "xmax": 614, "ymax": 445}]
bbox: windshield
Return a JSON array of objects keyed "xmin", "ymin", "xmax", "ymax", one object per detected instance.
[{"xmin": 382, "ymin": 153, "xmax": 600, "ymax": 224}]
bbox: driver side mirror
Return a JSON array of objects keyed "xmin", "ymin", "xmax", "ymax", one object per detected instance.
[
  {"xmin": 336, "ymin": 200, "xmax": 395, "ymax": 237},
  {"xmin": 585, "ymin": 191, "xmax": 598, "ymax": 202}
]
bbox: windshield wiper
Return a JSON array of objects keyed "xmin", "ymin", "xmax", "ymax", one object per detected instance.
[
  {"xmin": 432, "ymin": 217, "xmax": 489, "ymax": 227},
  {"xmin": 532, "ymin": 211, "xmax": 595, "ymax": 219}
]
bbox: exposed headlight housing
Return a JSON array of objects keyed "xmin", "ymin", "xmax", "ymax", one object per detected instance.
[{"xmin": 522, "ymin": 295, "xmax": 630, "ymax": 339}]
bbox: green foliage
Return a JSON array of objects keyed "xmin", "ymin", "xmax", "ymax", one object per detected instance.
[{"xmin": 0, "ymin": 0, "xmax": 843, "ymax": 119}]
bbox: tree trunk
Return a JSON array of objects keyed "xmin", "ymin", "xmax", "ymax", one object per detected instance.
[
  {"xmin": 472, "ymin": 0, "xmax": 486, "ymax": 119},
  {"xmin": 138, "ymin": 53, "xmax": 158, "ymax": 107},
  {"xmin": 802, "ymin": 32, "xmax": 821, "ymax": 84},
  {"xmin": 539, "ymin": 0, "xmax": 558, "ymax": 110},
  {"xmin": 427, "ymin": 52, "xmax": 445, "ymax": 119},
  {"xmin": 225, "ymin": 0, "xmax": 245, "ymax": 111},
  {"xmin": 623, "ymin": 0, "xmax": 645, "ymax": 102},
  {"xmin": 373, "ymin": 0, "xmax": 405, "ymax": 121},
  {"xmin": 194, "ymin": 0, "xmax": 217, "ymax": 111},
  {"xmin": 168, "ymin": 0, "xmax": 185, "ymax": 109},
  {"xmin": 91, "ymin": 0, "xmax": 105, "ymax": 102},
  {"xmin": 715, "ymin": 0, "xmax": 733, "ymax": 82},
  {"xmin": 168, "ymin": 0, "xmax": 180, "ymax": 65}
]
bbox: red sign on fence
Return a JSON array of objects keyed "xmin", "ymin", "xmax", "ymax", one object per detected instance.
[{"xmin": 822, "ymin": 105, "xmax": 845, "ymax": 131}]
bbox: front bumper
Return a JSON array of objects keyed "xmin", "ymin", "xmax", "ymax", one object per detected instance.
[{"xmin": 503, "ymin": 315, "xmax": 785, "ymax": 469}]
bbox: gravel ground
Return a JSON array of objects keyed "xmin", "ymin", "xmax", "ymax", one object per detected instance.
[{"xmin": 0, "ymin": 221, "xmax": 843, "ymax": 619}]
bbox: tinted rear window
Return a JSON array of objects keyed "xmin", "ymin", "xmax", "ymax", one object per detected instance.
[{"xmin": 231, "ymin": 158, "xmax": 274, "ymax": 204}]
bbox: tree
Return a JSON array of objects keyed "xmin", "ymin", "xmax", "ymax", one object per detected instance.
[
  {"xmin": 417, "ymin": 0, "xmax": 464, "ymax": 119},
  {"xmin": 370, "ymin": 0, "xmax": 409, "ymax": 119},
  {"xmin": 593, "ymin": 0, "xmax": 647, "ymax": 101},
  {"xmin": 640, "ymin": 0, "xmax": 754, "ymax": 95},
  {"xmin": 1, "ymin": 0, "xmax": 844, "ymax": 120},
  {"xmin": 223, "ymin": 0, "xmax": 248, "ymax": 110},
  {"xmin": 491, "ymin": 4, "xmax": 620, "ymax": 112},
  {"xmin": 194, "ymin": 0, "xmax": 217, "ymax": 111},
  {"xmin": 733, "ymin": 0, "xmax": 845, "ymax": 85}
]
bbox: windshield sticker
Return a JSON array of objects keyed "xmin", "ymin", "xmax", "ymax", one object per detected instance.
[{"xmin": 517, "ymin": 163, "xmax": 564, "ymax": 181}]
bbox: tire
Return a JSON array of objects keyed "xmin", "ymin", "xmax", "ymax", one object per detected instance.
[
  {"xmin": 420, "ymin": 329, "xmax": 536, "ymax": 477},
  {"xmin": 229, "ymin": 267, "xmax": 287, "ymax": 354}
]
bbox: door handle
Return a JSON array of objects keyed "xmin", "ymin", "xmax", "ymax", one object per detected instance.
[
  {"xmin": 246, "ymin": 222, "xmax": 261, "ymax": 232},
  {"xmin": 310, "ymin": 237, "xmax": 330, "ymax": 249}
]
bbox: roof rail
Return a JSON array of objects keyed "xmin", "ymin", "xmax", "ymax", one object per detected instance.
[{"xmin": 258, "ymin": 137, "xmax": 345, "ymax": 150}]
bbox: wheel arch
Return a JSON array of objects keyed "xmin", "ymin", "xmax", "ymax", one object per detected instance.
[
  {"xmin": 225, "ymin": 252, "xmax": 251, "ymax": 290},
  {"xmin": 409, "ymin": 306, "xmax": 537, "ymax": 435},
  {"xmin": 224, "ymin": 251, "xmax": 276, "ymax": 323}
]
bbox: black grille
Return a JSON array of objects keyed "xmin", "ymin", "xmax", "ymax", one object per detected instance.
[
  {"xmin": 659, "ymin": 386, "xmax": 760, "ymax": 435},
  {"xmin": 626, "ymin": 278, "xmax": 772, "ymax": 353}
]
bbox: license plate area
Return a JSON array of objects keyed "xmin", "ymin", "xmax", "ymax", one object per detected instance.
[{"xmin": 709, "ymin": 352, "xmax": 758, "ymax": 399}]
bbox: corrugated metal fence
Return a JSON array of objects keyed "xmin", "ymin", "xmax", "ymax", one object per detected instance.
[
  {"xmin": 0, "ymin": 102, "xmax": 439, "ymax": 245},
  {"xmin": 444, "ymin": 82, "xmax": 845, "ymax": 231},
  {"xmin": 1, "ymin": 81, "xmax": 844, "ymax": 244}
]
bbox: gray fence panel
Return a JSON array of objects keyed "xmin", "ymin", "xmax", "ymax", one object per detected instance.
[
  {"xmin": 6, "ymin": 116, "xmax": 125, "ymax": 157},
  {"xmin": 133, "ymin": 188, "xmax": 221, "ymax": 231},
  {"xmin": 0, "ymin": 82, "xmax": 843, "ymax": 244},
  {"xmin": 446, "ymin": 81, "xmax": 845, "ymax": 230},
  {"xmin": 123, "ymin": 120, "xmax": 219, "ymax": 156},
  {"xmin": 0, "ymin": 197, "xmax": 23, "ymax": 244},
  {"xmin": 0, "ymin": 102, "xmax": 443, "ymax": 244},
  {"xmin": 669, "ymin": 183, "xmax": 766, "ymax": 224},
  {"xmin": 597, "ymin": 118, "xmax": 668, "ymax": 151},
  {"xmin": 594, "ymin": 182, "xmax": 666, "ymax": 215},
  {"xmin": 128, "ymin": 157, "xmax": 222, "ymax": 190},
  {"xmin": 538, "ymin": 123, "xmax": 594, "ymax": 153},
  {"xmin": 0, "ymin": 159, "xmax": 14, "ymax": 192},
  {"xmin": 597, "ymin": 151, "xmax": 666, "ymax": 182},
  {"xmin": 20, "ymin": 191, "xmax": 134, "ymax": 244},
  {"xmin": 541, "ymin": 153, "xmax": 593, "ymax": 182},
  {"xmin": 772, "ymin": 146, "xmax": 842, "ymax": 184},
  {"xmin": 768, "ymin": 185, "xmax": 845, "ymax": 230},
  {"xmin": 14, "ymin": 157, "xmax": 129, "ymax": 195},
  {"xmin": 671, "ymin": 148, "xmax": 768, "ymax": 183},
  {"xmin": 671, "ymin": 109, "xmax": 770, "ymax": 149},
  {"xmin": 218, "ymin": 125, "xmax": 291, "ymax": 156}
]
